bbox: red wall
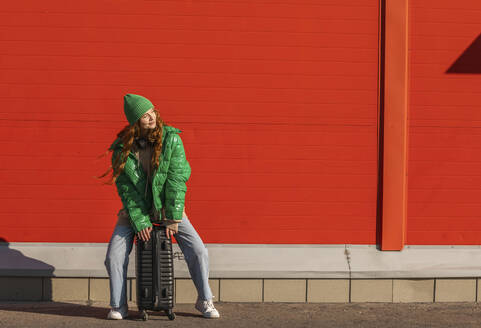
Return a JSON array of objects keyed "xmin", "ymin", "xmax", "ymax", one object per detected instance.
[
  {"xmin": 0, "ymin": 1, "xmax": 380, "ymax": 243},
  {"xmin": 407, "ymin": 0, "xmax": 481, "ymax": 244}
]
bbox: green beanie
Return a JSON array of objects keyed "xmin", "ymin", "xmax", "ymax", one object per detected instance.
[{"xmin": 123, "ymin": 94, "xmax": 154, "ymax": 125}]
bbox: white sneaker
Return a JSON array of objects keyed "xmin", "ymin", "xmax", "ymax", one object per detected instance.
[
  {"xmin": 107, "ymin": 305, "xmax": 129, "ymax": 320},
  {"xmin": 195, "ymin": 297, "xmax": 220, "ymax": 319}
]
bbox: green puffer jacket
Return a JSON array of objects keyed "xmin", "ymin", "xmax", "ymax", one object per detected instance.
[{"xmin": 109, "ymin": 125, "xmax": 191, "ymax": 233}]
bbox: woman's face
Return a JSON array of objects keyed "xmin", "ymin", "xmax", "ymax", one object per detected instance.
[{"xmin": 139, "ymin": 108, "xmax": 156, "ymax": 131}]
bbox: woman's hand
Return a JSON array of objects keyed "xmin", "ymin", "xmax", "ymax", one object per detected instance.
[
  {"xmin": 166, "ymin": 227, "xmax": 175, "ymax": 239},
  {"xmin": 165, "ymin": 222, "xmax": 178, "ymax": 239},
  {"xmin": 137, "ymin": 226, "xmax": 153, "ymax": 242}
]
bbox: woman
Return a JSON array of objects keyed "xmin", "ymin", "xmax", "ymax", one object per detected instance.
[{"xmin": 101, "ymin": 94, "xmax": 219, "ymax": 320}]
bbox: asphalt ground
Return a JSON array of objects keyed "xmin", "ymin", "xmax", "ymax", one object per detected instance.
[{"xmin": 1, "ymin": 301, "xmax": 481, "ymax": 328}]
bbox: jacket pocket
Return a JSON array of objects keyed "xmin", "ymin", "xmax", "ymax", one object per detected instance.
[{"xmin": 116, "ymin": 208, "xmax": 131, "ymax": 226}]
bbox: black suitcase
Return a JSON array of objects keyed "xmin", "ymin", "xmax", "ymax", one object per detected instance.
[{"xmin": 136, "ymin": 224, "xmax": 175, "ymax": 321}]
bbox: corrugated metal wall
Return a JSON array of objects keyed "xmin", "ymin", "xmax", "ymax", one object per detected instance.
[
  {"xmin": 407, "ymin": 0, "xmax": 481, "ymax": 244},
  {"xmin": 0, "ymin": 0, "xmax": 380, "ymax": 244}
]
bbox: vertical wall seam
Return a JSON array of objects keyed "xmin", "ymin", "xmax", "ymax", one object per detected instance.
[
  {"xmin": 305, "ymin": 279, "xmax": 308, "ymax": 303},
  {"xmin": 129, "ymin": 278, "xmax": 132, "ymax": 302},
  {"xmin": 261, "ymin": 278, "xmax": 264, "ymax": 302},
  {"xmin": 376, "ymin": 0, "xmax": 386, "ymax": 250},
  {"xmin": 474, "ymin": 278, "xmax": 479, "ymax": 303},
  {"xmin": 132, "ymin": 278, "xmax": 135, "ymax": 302},
  {"xmin": 349, "ymin": 278, "xmax": 352, "ymax": 303},
  {"xmin": 41, "ymin": 277, "xmax": 45, "ymax": 301},
  {"xmin": 391, "ymin": 279, "xmax": 394, "ymax": 302}
]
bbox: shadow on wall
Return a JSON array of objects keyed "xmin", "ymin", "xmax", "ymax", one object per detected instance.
[
  {"xmin": 0, "ymin": 237, "xmax": 54, "ymax": 301},
  {"xmin": 446, "ymin": 33, "xmax": 481, "ymax": 73}
]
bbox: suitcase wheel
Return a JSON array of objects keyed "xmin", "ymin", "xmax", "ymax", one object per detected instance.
[{"xmin": 167, "ymin": 310, "xmax": 176, "ymax": 320}]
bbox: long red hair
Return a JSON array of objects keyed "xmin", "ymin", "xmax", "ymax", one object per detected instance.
[{"xmin": 98, "ymin": 109, "xmax": 164, "ymax": 185}]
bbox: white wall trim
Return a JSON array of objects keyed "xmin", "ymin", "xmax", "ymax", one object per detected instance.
[{"xmin": 1, "ymin": 243, "xmax": 481, "ymax": 278}]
